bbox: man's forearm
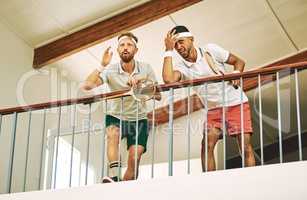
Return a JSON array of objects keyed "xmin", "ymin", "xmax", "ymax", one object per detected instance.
[
  {"xmin": 226, "ymin": 53, "xmax": 245, "ymax": 72},
  {"xmin": 162, "ymin": 57, "xmax": 177, "ymax": 83},
  {"xmin": 83, "ymin": 69, "xmax": 103, "ymax": 90},
  {"xmin": 86, "ymin": 70, "xmax": 101, "ymax": 83},
  {"xmin": 233, "ymin": 59, "xmax": 245, "ymax": 72}
]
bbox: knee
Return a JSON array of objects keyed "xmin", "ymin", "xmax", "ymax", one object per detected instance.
[
  {"xmin": 128, "ymin": 152, "xmax": 142, "ymax": 169},
  {"xmin": 207, "ymin": 141, "xmax": 216, "ymax": 151},
  {"xmin": 106, "ymin": 126, "xmax": 120, "ymax": 140},
  {"xmin": 202, "ymin": 137, "xmax": 216, "ymax": 151}
]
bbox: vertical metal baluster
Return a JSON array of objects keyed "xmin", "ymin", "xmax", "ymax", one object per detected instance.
[
  {"xmin": 0, "ymin": 114, "xmax": 2, "ymax": 138},
  {"xmin": 134, "ymin": 101, "xmax": 139, "ymax": 180},
  {"xmin": 151, "ymin": 98, "xmax": 156, "ymax": 179},
  {"xmin": 0, "ymin": 113, "xmax": 2, "ymax": 187},
  {"xmin": 78, "ymin": 159, "xmax": 82, "ymax": 186},
  {"xmin": 168, "ymin": 88, "xmax": 174, "ymax": 176},
  {"xmin": 117, "ymin": 97, "xmax": 123, "ymax": 181},
  {"xmin": 294, "ymin": 69, "xmax": 303, "ymax": 161},
  {"xmin": 276, "ymin": 72, "xmax": 283, "ymax": 163},
  {"xmin": 38, "ymin": 109, "xmax": 47, "ymax": 190},
  {"xmin": 53, "ymin": 106, "xmax": 62, "ymax": 189},
  {"xmin": 187, "ymin": 86, "xmax": 191, "ymax": 174},
  {"xmin": 85, "ymin": 103, "xmax": 92, "ymax": 185},
  {"xmin": 0, "ymin": 114, "xmax": 2, "ymax": 183},
  {"xmin": 222, "ymin": 81, "xmax": 226, "ymax": 170},
  {"xmin": 23, "ymin": 111, "xmax": 32, "ymax": 192},
  {"xmin": 240, "ymin": 77, "xmax": 245, "ymax": 168},
  {"xmin": 204, "ymin": 83, "xmax": 208, "ymax": 172},
  {"xmin": 258, "ymin": 75, "xmax": 264, "ymax": 165},
  {"xmin": 7, "ymin": 112, "xmax": 18, "ymax": 193},
  {"xmin": 69, "ymin": 104, "xmax": 77, "ymax": 187},
  {"xmin": 101, "ymin": 99, "xmax": 107, "ymax": 179}
]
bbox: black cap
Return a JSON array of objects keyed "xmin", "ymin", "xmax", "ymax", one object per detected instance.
[{"xmin": 170, "ymin": 25, "xmax": 190, "ymax": 34}]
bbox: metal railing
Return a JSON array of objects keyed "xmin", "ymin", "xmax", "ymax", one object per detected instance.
[{"xmin": 0, "ymin": 61, "xmax": 306, "ymax": 194}]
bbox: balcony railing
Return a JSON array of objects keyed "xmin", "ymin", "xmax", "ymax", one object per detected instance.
[{"xmin": 0, "ymin": 61, "xmax": 306, "ymax": 194}]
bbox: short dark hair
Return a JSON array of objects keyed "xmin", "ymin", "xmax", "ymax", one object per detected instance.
[
  {"xmin": 170, "ymin": 25, "xmax": 190, "ymax": 34},
  {"xmin": 118, "ymin": 32, "xmax": 138, "ymax": 43}
]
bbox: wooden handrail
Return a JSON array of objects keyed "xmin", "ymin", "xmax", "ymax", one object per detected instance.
[
  {"xmin": 157, "ymin": 61, "xmax": 307, "ymax": 91},
  {"xmin": 1, "ymin": 61, "xmax": 307, "ymax": 115}
]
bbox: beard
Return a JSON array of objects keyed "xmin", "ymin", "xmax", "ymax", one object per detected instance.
[
  {"xmin": 178, "ymin": 46, "xmax": 192, "ymax": 59},
  {"xmin": 179, "ymin": 50, "xmax": 189, "ymax": 59},
  {"xmin": 120, "ymin": 52, "xmax": 134, "ymax": 63}
]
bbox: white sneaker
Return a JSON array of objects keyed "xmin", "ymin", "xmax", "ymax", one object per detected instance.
[{"xmin": 101, "ymin": 176, "xmax": 118, "ymax": 183}]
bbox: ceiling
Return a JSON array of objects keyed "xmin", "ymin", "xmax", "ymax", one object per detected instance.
[
  {"xmin": 48, "ymin": 0, "xmax": 307, "ymax": 82},
  {"xmin": 0, "ymin": 0, "xmax": 149, "ymax": 47},
  {"xmin": 0, "ymin": 0, "xmax": 306, "ymax": 80}
]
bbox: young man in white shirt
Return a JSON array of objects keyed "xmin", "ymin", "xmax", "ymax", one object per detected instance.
[
  {"xmin": 83, "ymin": 32, "xmax": 161, "ymax": 182},
  {"xmin": 162, "ymin": 26, "xmax": 255, "ymax": 171}
]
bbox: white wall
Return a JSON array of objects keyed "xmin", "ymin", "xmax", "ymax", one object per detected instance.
[
  {"xmin": 0, "ymin": 20, "xmax": 49, "ymax": 194},
  {"xmin": 0, "ymin": 21, "xmax": 33, "ymax": 107},
  {"xmin": 0, "ymin": 20, "xmax": 34, "ymax": 193},
  {"xmin": 0, "ymin": 21, "xmax": 83, "ymax": 194},
  {"xmin": 1, "ymin": 161, "xmax": 306, "ymax": 200}
]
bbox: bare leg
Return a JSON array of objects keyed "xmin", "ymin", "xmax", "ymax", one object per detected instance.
[
  {"xmin": 201, "ymin": 127, "xmax": 221, "ymax": 172},
  {"xmin": 106, "ymin": 125, "xmax": 120, "ymax": 162},
  {"xmin": 103, "ymin": 125, "xmax": 122, "ymax": 181},
  {"xmin": 236, "ymin": 133, "xmax": 256, "ymax": 167},
  {"xmin": 123, "ymin": 145, "xmax": 145, "ymax": 180}
]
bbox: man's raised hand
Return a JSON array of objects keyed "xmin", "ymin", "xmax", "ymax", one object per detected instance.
[
  {"xmin": 164, "ymin": 30, "xmax": 178, "ymax": 51},
  {"xmin": 101, "ymin": 46, "xmax": 113, "ymax": 67}
]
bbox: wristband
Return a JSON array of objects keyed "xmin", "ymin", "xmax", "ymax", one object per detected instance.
[
  {"xmin": 97, "ymin": 65, "xmax": 107, "ymax": 73},
  {"xmin": 163, "ymin": 51, "xmax": 173, "ymax": 58}
]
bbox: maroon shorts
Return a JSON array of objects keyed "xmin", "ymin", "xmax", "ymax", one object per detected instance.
[{"xmin": 204, "ymin": 102, "xmax": 253, "ymax": 136}]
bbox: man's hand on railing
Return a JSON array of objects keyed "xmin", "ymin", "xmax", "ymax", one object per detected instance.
[
  {"xmin": 127, "ymin": 76, "xmax": 140, "ymax": 88},
  {"xmin": 127, "ymin": 77, "xmax": 162, "ymax": 101},
  {"xmin": 231, "ymin": 70, "xmax": 241, "ymax": 88}
]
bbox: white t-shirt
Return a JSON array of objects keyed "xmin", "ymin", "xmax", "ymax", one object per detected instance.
[
  {"xmin": 174, "ymin": 43, "xmax": 248, "ymax": 109},
  {"xmin": 100, "ymin": 61, "xmax": 157, "ymax": 120}
]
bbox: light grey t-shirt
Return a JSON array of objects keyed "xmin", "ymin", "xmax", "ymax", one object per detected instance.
[{"xmin": 100, "ymin": 61, "xmax": 157, "ymax": 121}]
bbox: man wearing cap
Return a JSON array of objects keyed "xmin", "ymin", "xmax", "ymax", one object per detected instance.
[
  {"xmin": 162, "ymin": 26, "xmax": 255, "ymax": 171},
  {"xmin": 83, "ymin": 32, "xmax": 161, "ymax": 182}
]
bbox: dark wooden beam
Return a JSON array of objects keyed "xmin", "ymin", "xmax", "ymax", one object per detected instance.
[
  {"xmin": 33, "ymin": 0, "xmax": 202, "ymax": 68},
  {"xmin": 243, "ymin": 50, "xmax": 307, "ymax": 91},
  {"xmin": 147, "ymin": 50, "xmax": 307, "ymax": 125},
  {"xmin": 148, "ymin": 94, "xmax": 203, "ymax": 125}
]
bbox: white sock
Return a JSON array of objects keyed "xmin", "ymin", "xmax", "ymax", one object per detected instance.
[{"xmin": 109, "ymin": 161, "xmax": 120, "ymax": 178}]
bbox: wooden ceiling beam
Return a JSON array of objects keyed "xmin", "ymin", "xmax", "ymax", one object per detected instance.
[{"xmin": 33, "ymin": 0, "xmax": 202, "ymax": 68}]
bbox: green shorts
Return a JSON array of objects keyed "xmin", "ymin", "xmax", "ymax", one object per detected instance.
[{"xmin": 105, "ymin": 115, "xmax": 149, "ymax": 153}]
